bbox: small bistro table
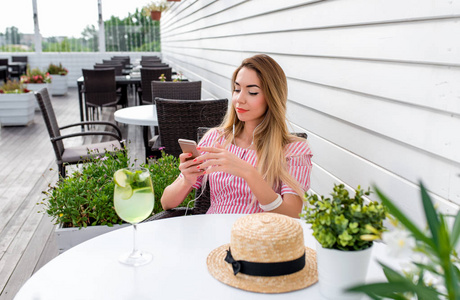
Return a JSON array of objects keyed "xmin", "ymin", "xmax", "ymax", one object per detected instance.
[{"xmin": 114, "ymin": 104, "xmax": 158, "ymax": 162}]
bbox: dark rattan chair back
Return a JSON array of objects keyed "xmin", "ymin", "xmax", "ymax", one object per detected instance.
[
  {"xmin": 36, "ymin": 87, "xmax": 65, "ymax": 162},
  {"xmin": 12, "ymin": 56, "xmax": 28, "ymax": 63},
  {"xmin": 111, "ymin": 56, "xmax": 130, "ymax": 68},
  {"xmin": 141, "ymin": 62, "xmax": 169, "ymax": 68},
  {"xmin": 152, "ymin": 81, "xmax": 202, "ymax": 102},
  {"xmin": 154, "ymin": 98, "xmax": 228, "ymax": 157},
  {"xmin": 139, "ymin": 67, "xmax": 172, "ymax": 105},
  {"xmin": 35, "ymin": 87, "xmax": 123, "ymax": 178},
  {"xmin": 82, "ymin": 68, "xmax": 119, "ymax": 108},
  {"xmin": 94, "ymin": 63, "xmax": 123, "ymax": 76}
]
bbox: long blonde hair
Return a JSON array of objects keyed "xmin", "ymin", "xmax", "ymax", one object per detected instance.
[{"xmin": 218, "ymin": 54, "xmax": 305, "ymax": 197}]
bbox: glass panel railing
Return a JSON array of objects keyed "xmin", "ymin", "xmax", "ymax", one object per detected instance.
[{"xmin": 0, "ymin": 0, "xmax": 160, "ymax": 53}]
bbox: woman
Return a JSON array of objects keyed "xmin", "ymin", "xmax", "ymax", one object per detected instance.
[{"xmin": 161, "ymin": 54, "xmax": 312, "ymax": 218}]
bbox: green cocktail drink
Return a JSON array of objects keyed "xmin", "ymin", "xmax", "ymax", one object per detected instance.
[{"xmin": 113, "ymin": 167, "xmax": 154, "ymax": 266}]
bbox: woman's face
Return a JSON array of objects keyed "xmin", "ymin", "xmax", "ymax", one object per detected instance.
[{"xmin": 232, "ymin": 67, "xmax": 268, "ymax": 125}]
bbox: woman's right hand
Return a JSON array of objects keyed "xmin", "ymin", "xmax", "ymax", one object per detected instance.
[{"xmin": 178, "ymin": 153, "xmax": 205, "ymax": 186}]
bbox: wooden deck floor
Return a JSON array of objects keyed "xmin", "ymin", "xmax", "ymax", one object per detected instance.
[{"xmin": 0, "ymin": 87, "xmax": 141, "ymax": 299}]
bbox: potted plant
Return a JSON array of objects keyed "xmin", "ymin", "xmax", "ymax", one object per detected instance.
[
  {"xmin": 142, "ymin": 0, "xmax": 170, "ymax": 21},
  {"xmin": 348, "ymin": 182, "xmax": 460, "ymax": 300},
  {"xmin": 21, "ymin": 67, "xmax": 52, "ymax": 110},
  {"xmin": 47, "ymin": 63, "xmax": 68, "ymax": 96},
  {"xmin": 0, "ymin": 80, "xmax": 34, "ymax": 126},
  {"xmin": 301, "ymin": 184, "xmax": 387, "ymax": 300},
  {"xmin": 39, "ymin": 147, "xmax": 194, "ymax": 253}
]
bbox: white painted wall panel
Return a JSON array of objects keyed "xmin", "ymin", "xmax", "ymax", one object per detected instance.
[{"xmin": 161, "ymin": 0, "xmax": 460, "ymax": 219}]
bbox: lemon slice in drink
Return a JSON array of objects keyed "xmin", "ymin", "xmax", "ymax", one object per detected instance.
[
  {"xmin": 118, "ymin": 185, "xmax": 133, "ymax": 200},
  {"xmin": 114, "ymin": 169, "xmax": 129, "ymax": 188}
]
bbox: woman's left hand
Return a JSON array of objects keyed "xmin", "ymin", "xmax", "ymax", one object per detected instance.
[{"xmin": 196, "ymin": 144, "xmax": 251, "ymax": 178}]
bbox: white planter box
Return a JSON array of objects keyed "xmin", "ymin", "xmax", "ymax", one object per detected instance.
[
  {"xmin": 26, "ymin": 83, "xmax": 49, "ymax": 110},
  {"xmin": 49, "ymin": 74, "xmax": 68, "ymax": 96},
  {"xmin": 55, "ymin": 223, "xmax": 129, "ymax": 254},
  {"xmin": 0, "ymin": 92, "xmax": 35, "ymax": 126}
]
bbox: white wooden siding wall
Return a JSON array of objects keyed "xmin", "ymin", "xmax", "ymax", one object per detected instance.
[{"xmin": 161, "ymin": 0, "xmax": 460, "ymax": 223}]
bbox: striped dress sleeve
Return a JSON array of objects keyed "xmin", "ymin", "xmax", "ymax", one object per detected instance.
[{"xmin": 280, "ymin": 140, "xmax": 313, "ymax": 196}]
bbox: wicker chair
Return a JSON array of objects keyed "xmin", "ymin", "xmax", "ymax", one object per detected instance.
[
  {"xmin": 145, "ymin": 130, "xmax": 308, "ymax": 221},
  {"xmin": 82, "ymin": 68, "xmax": 122, "ymax": 121},
  {"xmin": 141, "ymin": 55, "xmax": 161, "ymax": 61},
  {"xmin": 94, "ymin": 63, "xmax": 123, "ymax": 76},
  {"xmin": 151, "ymin": 81, "xmax": 202, "ymax": 101},
  {"xmin": 141, "ymin": 62, "xmax": 169, "ymax": 68},
  {"xmin": 111, "ymin": 56, "xmax": 130, "ymax": 68},
  {"xmin": 138, "ymin": 67, "xmax": 172, "ymax": 105},
  {"xmin": 35, "ymin": 88, "xmax": 123, "ymax": 178},
  {"xmin": 9, "ymin": 56, "xmax": 28, "ymax": 79},
  {"xmin": 151, "ymin": 98, "xmax": 228, "ymax": 157},
  {"xmin": 143, "ymin": 81, "xmax": 203, "ymax": 158},
  {"xmin": 0, "ymin": 59, "xmax": 8, "ymax": 83}
]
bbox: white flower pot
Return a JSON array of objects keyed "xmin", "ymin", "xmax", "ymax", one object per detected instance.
[
  {"xmin": 0, "ymin": 92, "xmax": 35, "ymax": 126},
  {"xmin": 49, "ymin": 74, "xmax": 68, "ymax": 96},
  {"xmin": 55, "ymin": 223, "xmax": 129, "ymax": 254},
  {"xmin": 317, "ymin": 243, "xmax": 373, "ymax": 300},
  {"xmin": 26, "ymin": 83, "xmax": 50, "ymax": 110}
]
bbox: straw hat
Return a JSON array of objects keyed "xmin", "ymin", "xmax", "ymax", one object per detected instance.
[{"xmin": 207, "ymin": 213, "xmax": 317, "ymax": 293}]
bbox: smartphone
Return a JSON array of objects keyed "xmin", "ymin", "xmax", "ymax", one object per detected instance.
[{"xmin": 178, "ymin": 139, "xmax": 201, "ymax": 159}]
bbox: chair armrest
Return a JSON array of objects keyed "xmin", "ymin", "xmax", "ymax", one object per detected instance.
[
  {"xmin": 50, "ymin": 131, "xmax": 122, "ymax": 143},
  {"xmin": 143, "ymin": 207, "xmax": 191, "ymax": 222},
  {"xmin": 60, "ymin": 121, "xmax": 122, "ymax": 139},
  {"xmin": 148, "ymin": 135, "xmax": 160, "ymax": 147}
]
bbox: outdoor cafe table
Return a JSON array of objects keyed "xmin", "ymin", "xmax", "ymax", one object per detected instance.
[
  {"xmin": 114, "ymin": 104, "xmax": 157, "ymax": 127},
  {"xmin": 14, "ymin": 214, "xmax": 393, "ymax": 300},
  {"xmin": 114, "ymin": 104, "xmax": 157, "ymax": 161}
]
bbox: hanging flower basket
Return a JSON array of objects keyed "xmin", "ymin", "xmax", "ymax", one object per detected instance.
[{"xmin": 151, "ymin": 10, "xmax": 161, "ymax": 21}]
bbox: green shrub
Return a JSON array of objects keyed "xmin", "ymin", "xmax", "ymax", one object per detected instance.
[
  {"xmin": 39, "ymin": 147, "xmax": 193, "ymax": 228},
  {"xmin": 301, "ymin": 184, "xmax": 387, "ymax": 251},
  {"xmin": 47, "ymin": 63, "xmax": 68, "ymax": 75}
]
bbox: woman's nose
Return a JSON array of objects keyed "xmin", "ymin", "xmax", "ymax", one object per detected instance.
[{"xmin": 235, "ymin": 91, "xmax": 245, "ymax": 103}]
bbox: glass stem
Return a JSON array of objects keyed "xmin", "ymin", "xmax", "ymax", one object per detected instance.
[{"xmin": 132, "ymin": 224, "xmax": 138, "ymax": 257}]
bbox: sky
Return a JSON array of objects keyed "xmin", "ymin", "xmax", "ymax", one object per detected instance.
[{"xmin": 0, "ymin": 0, "xmax": 150, "ymax": 38}]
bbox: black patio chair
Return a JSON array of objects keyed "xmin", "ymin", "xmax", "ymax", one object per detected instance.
[
  {"xmin": 150, "ymin": 98, "xmax": 228, "ymax": 158},
  {"xmin": 94, "ymin": 62, "xmax": 123, "ymax": 76},
  {"xmin": 82, "ymin": 68, "xmax": 123, "ymax": 120},
  {"xmin": 151, "ymin": 81, "xmax": 202, "ymax": 101},
  {"xmin": 143, "ymin": 80, "xmax": 203, "ymax": 158},
  {"xmin": 138, "ymin": 67, "xmax": 172, "ymax": 105},
  {"xmin": 35, "ymin": 87, "xmax": 124, "ymax": 178}
]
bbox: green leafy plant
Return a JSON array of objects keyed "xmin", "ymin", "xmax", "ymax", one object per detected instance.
[
  {"xmin": 173, "ymin": 71, "xmax": 183, "ymax": 82},
  {"xmin": 348, "ymin": 182, "xmax": 460, "ymax": 299},
  {"xmin": 301, "ymin": 184, "xmax": 387, "ymax": 251},
  {"xmin": 145, "ymin": 150, "xmax": 195, "ymax": 214},
  {"xmin": 39, "ymin": 147, "xmax": 193, "ymax": 229},
  {"xmin": 47, "ymin": 63, "xmax": 68, "ymax": 75},
  {"xmin": 21, "ymin": 67, "xmax": 51, "ymax": 84},
  {"xmin": 0, "ymin": 79, "xmax": 30, "ymax": 94},
  {"xmin": 40, "ymin": 146, "xmax": 130, "ymax": 228}
]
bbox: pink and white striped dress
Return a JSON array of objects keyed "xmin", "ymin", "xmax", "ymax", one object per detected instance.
[{"xmin": 191, "ymin": 129, "xmax": 313, "ymax": 214}]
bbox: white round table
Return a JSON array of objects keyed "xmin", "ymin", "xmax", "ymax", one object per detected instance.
[
  {"xmin": 114, "ymin": 105, "xmax": 157, "ymax": 126},
  {"xmin": 14, "ymin": 214, "xmax": 391, "ymax": 300}
]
